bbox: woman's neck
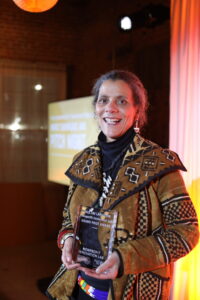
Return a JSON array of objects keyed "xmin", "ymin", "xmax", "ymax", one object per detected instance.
[{"xmin": 98, "ymin": 127, "xmax": 135, "ymax": 172}]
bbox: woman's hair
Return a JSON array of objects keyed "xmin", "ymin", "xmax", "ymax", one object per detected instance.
[{"xmin": 92, "ymin": 69, "xmax": 149, "ymax": 129}]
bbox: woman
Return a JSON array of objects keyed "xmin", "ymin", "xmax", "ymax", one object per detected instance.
[{"xmin": 47, "ymin": 70, "xmax": 199, "ymax": 300}]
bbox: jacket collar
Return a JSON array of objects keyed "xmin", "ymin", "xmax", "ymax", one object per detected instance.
[{"xmin": 66, "ymin": 135, "xmax": 186, "ymax": 208}]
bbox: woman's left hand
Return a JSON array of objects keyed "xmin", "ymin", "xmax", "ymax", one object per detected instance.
[{"xmin": 78, "ymin": 251, "xmax": 120, "ymax": 280}]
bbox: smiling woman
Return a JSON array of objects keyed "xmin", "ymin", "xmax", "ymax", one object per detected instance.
[{"xmin": 46, "ymin": 70, "xmax": 199, "ymax": 300}]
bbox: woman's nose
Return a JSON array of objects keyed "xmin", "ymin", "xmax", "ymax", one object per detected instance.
[{"xmin": 105, "ymin": 99, "xmax": 118, "ymax": 112}]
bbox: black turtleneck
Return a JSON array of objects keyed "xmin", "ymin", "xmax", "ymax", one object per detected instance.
[{"xmin": 98, "ymin": 127, "xmax": 136, "ymax": 179}]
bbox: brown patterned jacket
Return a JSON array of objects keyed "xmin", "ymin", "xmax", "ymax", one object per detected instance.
[{"xmin": 47, "ymin": 135, "xmax": 199, "ymax": 300}]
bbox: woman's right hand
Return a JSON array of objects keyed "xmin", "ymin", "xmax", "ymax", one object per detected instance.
[{"xmin": 61, "ymin": 237, "xmax": 81, "ymax": 269}]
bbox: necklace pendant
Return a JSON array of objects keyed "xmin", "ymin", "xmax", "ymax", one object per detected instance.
[{"xmin": 99, "ymin": 197, "xmax": 103, "ymax": 207}]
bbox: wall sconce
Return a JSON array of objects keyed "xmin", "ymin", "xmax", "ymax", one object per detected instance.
[{"xmin": 12, "ymin": 0, "xmax": 59, "ymax": 13}]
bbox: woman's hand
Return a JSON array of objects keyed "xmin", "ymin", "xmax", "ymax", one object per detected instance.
[
  {"xmin": 61, "ymin": 237, "xmax": 80, "ymax": 269},
  {"xmin": 78, "ymin": 251, "xmax": 120, "ymax": 280}
]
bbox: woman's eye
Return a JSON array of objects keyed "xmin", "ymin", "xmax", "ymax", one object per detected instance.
[
  {"xmin": 117, "ymin": 98, "xmax": 127, "ymax": 105},
  {"xmin": 97, "ymin": 98, "xmax": 108, "ymax": 104}
]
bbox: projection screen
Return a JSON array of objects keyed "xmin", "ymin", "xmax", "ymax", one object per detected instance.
[{"xmin": 48, "ymin": 96, "xmax": 99, "ymax": 185}]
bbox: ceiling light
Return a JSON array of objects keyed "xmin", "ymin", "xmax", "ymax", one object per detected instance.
[
  {"xmin": 119, "ymin": 4, "xmax": 169, "ymax": 31},
  {"xmin": 120, "ymin": 16, "xmax": 132, "ymax": 31},
  {"xmin": 12, "ymin": 0, "xmax": 59, "ymax": 13}
]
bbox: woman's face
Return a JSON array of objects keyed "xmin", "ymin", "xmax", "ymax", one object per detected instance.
[{"xmin": 95, "ymin": 79, "xmax": 137, "ymax": 142}]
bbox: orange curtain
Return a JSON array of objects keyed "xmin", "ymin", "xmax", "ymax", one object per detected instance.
[{"xmin": 170, "ymin": 0, "xmax": 200, "ymax": 299}]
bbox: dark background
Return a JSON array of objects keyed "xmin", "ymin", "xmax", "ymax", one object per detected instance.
[{"xmin": 0, "ymin": 0, "xmax": 169, "ymax": 246}]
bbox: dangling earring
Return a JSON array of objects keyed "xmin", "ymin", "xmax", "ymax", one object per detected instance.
[{"xmin": 134, "ymin": 120, "xmax": 140, "ymax": 134}]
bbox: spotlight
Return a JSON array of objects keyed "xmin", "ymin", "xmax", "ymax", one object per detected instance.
[
  {"xmin": 119, "ymin": 4, "xmax": 170, "ymax": 31},
  {"xmin": 119, "ymin": 16, "xmax": 132, "ymax": 31}
]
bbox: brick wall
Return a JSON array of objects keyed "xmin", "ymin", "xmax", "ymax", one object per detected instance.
[{"xmin": 0, "ymin": 0, "xmax": 79, "ymax": 63}]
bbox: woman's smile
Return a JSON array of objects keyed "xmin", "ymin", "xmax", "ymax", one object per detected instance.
[{"xmin": 103, "ymin": 117, "xmax": 121, "ymax": 124}]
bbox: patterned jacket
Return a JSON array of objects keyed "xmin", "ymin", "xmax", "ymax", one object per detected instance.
[{"xmin": 47, "ymin": 134, "xmax": 199, "ymax": 300}]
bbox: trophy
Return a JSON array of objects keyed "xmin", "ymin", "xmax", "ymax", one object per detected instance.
[{"xmin": 72, "ymin": 205, "xmax": 118, "ymax": 269}]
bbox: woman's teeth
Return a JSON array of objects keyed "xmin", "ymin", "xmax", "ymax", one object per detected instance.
[{"xmin": 104, "ymin": 118, "xmax": 120, "ymax": 124}]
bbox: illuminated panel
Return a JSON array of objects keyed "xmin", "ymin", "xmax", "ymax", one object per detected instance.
[
  {"xmin": 48, "ymin": 96, "xmax": 98, "ymax": 185},
  {"xmin": 170, "ymin": 0, "xmax": 200, "ymax": 299}
]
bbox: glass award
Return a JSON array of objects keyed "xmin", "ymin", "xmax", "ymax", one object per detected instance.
[{"xmin": 72, "ymin": 205, "xmax": 118, "ymax": 269}]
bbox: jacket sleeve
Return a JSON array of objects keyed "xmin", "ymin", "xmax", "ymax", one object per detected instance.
[
  {"xmin": 57, "ymin": 181, "xmax": 77, "ymax": 249},
  {"xmin": 117, "ymin": 170, "xmax": 199, "ymax": 275}
]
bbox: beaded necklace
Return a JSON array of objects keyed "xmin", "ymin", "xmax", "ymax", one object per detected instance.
[{"xmin": 98, "ymin": 172, "xmax": 112, "ymax": 207}]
